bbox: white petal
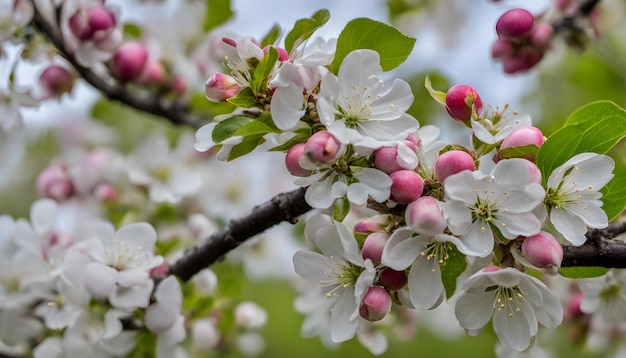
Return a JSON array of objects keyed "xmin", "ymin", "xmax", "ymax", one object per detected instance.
[
  {"xmin": 194, "ymin": 123, "xmax": 217, "ymax": 152},
  {"xmin": 82, "ymin": 263, "xmax": 117, "ymax": 297},
  {"xmin": 305, "ymin": 179, "xmax": 335, "ymax": 209},
  {"xmin": 347, "ymin": 182, "xmax": 369, "ymax": 206},
  {"xmin": 408, "ymin": 255, "xmax": 444, "ymax": 309},
  {"xmin": 565, "ymin": 199, "xmax": 608, "ymax": 228},
  {"xmin": 293, "ymin": 249, "xmax": 336, "ymax": 282},
  {"xmin": 495, "ymin": 212, "xmax": 541, "ymax": 239},
  {"xmin": 109, "ymin": 281, "xmax": 154, "ymax": 309},
  {"xmin": 271, "ymin": 84, "xmax": 306, "ymax": 131},
  {"xmin": 31, "ymin": 198, "xmax": 57, "ymax": 235},
  {"xmin": 455, "ymin": 292, "xmax": 494, "ymax": 330},
  {"xmin": 492, "ymin": 301, "xmax": 535, "ymax": 351},
  {"xmin": 550, "ymin": 208, "xmax": 588, "ymax": 246},
  {"xmin": 329, "ymin": 290, "xmax": 359, "ymax": 342},
  {"xmin": 116, "ymin": 222, "xmax": 157, "ymax": 249},
  {"xmin": 381, "ymin": 228, "xmax": 422, "ymax": 270}
]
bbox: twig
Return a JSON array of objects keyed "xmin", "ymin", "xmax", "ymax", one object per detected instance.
[
  {"xmin": 562, "ymin": 222, "xmax": 626, "ymax": 268},
  {"xmin": 552, "ymin": 0, "xmax": 602, "ymax": 33},
  {"xmin": 168, "ymin": 188, "xmax": 312, "ymax": 281},
  {"xmin": 30, "ymin": 3, "xmax": 202, "ymax": 128}
]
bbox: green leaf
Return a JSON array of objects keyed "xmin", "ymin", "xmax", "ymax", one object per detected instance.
[
  {"xmin": 536, "ymin": 100, "xmax": 626, "ymax": 179},
  {"xmin": 251, "ymin": 47, "xmax": 279, "ymax": 94},
  {"xmin": 559, "ymin": 266, "xmax": 609, "ymax": 279},
  {"xmin": 123, "ymin": 23, "xmax": 142, "ymax": 38},
  {"xmin": 211, "ymin": 115, "xmax": 254, "ymax": 143},
  {"xmin": 330, "ymin": 18, "xmax": 416, "ymax": 74},
  {"xmin": 425, "ymin": 76, "xmax": 446, "ymax": 105},
  {"xmin": 227, "ymin": 135, "xmax": 265, "ymax": 161},
  {"xmin": 232, "ymin": 119, "xmax": 280, "ymax": 137},
  {"xmin": 498, "ymin": 144, "xmax": 539, "ymax": 160},
  {"xmin": 441, "ymin": 245, "xmax": 466, "ymax": 299},
  {"xmin": 227, "ymin": 87, "xmax": 257, "ymax": 108},
  {"xmin": 203, "ymin": 0, "xmax": 234, "ymax": 32},
  {"xmin": 268, "ymin": 128, "xmax": 311, "ymax": 152},
  {"xmin": 261, "ymin": 23, "xmax": 282, "ymax": 47},
  {"xmin": 332, "ymin": 197, "xmax": 351, "ymax": 222},
  {"xmin": 284, "ymin": 9, "xmax": 330, "ymax": 54}
]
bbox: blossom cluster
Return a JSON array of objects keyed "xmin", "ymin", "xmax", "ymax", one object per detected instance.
[{"xmin": 195, "ymin": 25, "xmax": 616, "ymax": 354}]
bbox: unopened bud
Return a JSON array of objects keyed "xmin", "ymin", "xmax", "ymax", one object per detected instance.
[
  {"xmin": 495, "ymin": 9, "xmax": 535, "ymax": 40},
  {"xmin": 205, "ymin": 73, "xmax": 240, "ymax": 102},
  {"xmin": 36, "ymin": 164, "xmax": 74, "ymax": 201},
  {"xmin": 304, "ymin": 130, "xmax": 342, "ymax": 163},
  {"xmin": 68, "ymin": 5, "xmax": 117, "ymax": 41},
  {"xmin": 39, "ymin": 65, "xmax": 74, "ymax": 99},
  {"xmin": 389, "ymin": 170, "xmax": 423, "ymax": 204},
  {"xmin": 445, "ymin": 84, "xmax": 483, "ymax": 122},
  {"xmin": 434, "ymin": 150, "xmax": 475, "ymax": 184},
  {"xmin": 491, "ymin": 38, "xmax": 514, "ymax": 60},
  {"xmin": 567, "ymin": 292, "xmax": 585, "ymax": 319},
  {"xmin": 374, "ymin": 140, "xmax": 418, "ymax": 174},
  {"xmin": 378, "ymin": 267, "xmax": 407, "ymax": 291},
  {"xmin": 285, "ymin": 143, "xmax": 311, "ymax": 177},
  {"xmin": 521, "ymin": 231, "xmax": 563, "ymax": 270},
  {"xmin": 359, "ymin": 286, "xmax": 392, "ymax": 322},
  {"xmin": 362, "ymin": 232, "xmax": 389, "ymax": 264},
  {"xmin": 111, "ymin": 42, "xmax": 149, "ymax": 82},
  {"xmin": 529, "ymin": 24, "xmax": 554, "ymax": 50},
  {"xmin": 496, "ymin": 126, "xmax": 545, "ymax": 162},
  {"xmin": 405, "ymin": 196, "xmax": 447, "ymax": 235}
]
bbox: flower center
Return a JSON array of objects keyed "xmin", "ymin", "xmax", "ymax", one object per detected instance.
[
  {"xmin": 321, "ymin": 256, "xmax": 362, "ymax": 298},
  {"xmin": 341, "ymin": 86, "xmax": 376, "ymax": 128},
  {"xmin": 488, "ymin": 285, "xmax": 526, "ymax": 318},
  {"xmin": 420, "ymin": 241, "xmax": 453, "ymax": 268},
  {"xmin": 471, "ymin": 196, "xmax": 498, "ymax": 222}
]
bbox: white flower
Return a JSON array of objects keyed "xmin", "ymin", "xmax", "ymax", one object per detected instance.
[
  {"xmin": 270, "ymin": 38, "xmax": 335, "ymax": 131},
  {"xmin": 545, "ymin": 153, "xmax": 614, "ymax": 246},
  {"xmin": 471, "ymin": 113, "xmax": 532, "ymax": 145},
  {"xmin": 296, "ymin": 165, "xmax": 391, "ymax": 209},
  {"xmin": 235, "ymin": 301, "xmax": 268, "ymax": 330},
  {"xmin": 316, "ymin": 49, "xmax": 418, "ymax": 151},
  {"xmin": 579, "ymin": 269, "xmax": 626, "ymax": 323},
  {"xmin": 382, "ymin": 227, "xmax": 470, "ymax": 309},
  {"xmin": 292, "ymin": 215, "xmax": 376, "ymax": 342},
  {"xmin": 63, "ymin": 222, "xmax": 163, "ymax": 309},
  {"xmin": 127, "ymin": 132, "xmax": 203, "ymax": 204},
  {"xmin": 442, "ymin": 158, "xmax": 545, "ymax": 257},
  {"xmin": 454, "ymin": 267, "xmax": 563, "ymax": 352}
]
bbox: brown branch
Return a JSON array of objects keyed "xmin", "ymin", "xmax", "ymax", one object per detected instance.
[
  {"xmin": 167, "ymin": 188, "xmax": 312, "ymax": 282},
  {"xmin": 561, "ymin": 221, "xmax": 626, "ymax": 268},
  {"xmin": 552, "ymin": 0, "xmax": 602, "ymax": 33},
  {"xmin": 30, "ymin": 3, "xmax": 202, "ymax": 128}
]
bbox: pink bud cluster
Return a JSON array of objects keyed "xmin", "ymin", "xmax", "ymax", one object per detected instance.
[{"xmin": 492, "ymin": 9, "xmax": 554, "ymax": 74}]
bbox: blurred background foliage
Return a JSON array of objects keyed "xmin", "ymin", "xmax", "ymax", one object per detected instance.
[{"xmin": 1, "ymin": 0, "xmax": 626, "ymax": 356}]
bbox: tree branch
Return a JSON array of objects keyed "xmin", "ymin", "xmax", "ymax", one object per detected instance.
[
  {"xmin": 30, "ymin": 4, "xmax": 202, "ymax": 128},
  {"xmin": 562, "ymin": 221, "xmax": 626, "ymax": 268},
  {"xmin": 168, "ymin": 187, "xmax": 312, "ymax": 282},
  {"xmin": 552, "ymin": 0, "xmax": 602, "ymax": 33}
]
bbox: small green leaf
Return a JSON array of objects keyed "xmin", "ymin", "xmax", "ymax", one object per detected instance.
[
  {"xmin": 425, "ymin": 76, "xmax": 446, "ymax": 105},
  {"xmin": 559, "ymin": 266, "xmax": 609, "ymax": 279},
  {"xmin": 331, "ymin": 18, "xmax": 416, "ymax": 74},
  {"xmin": 537, "ymin": 100, "xmax": 626, "ymax": 179},
  {"xmin": 232, "ymin": 120, "xmax": 280, "ymax": 137},
  {"xmin": 123, "ymin": 23, "xmax": 142, "ymax": 38},
  {"xmin": 268, "ymin": 128, "xmax": 311, "ymax": 152},
  {"xmin": 261, "ymin": 23, "xmax": 282, "ymax": 47},
  {"xmin": 227, "ymin": 87, "xmax": 257, "ymax": 108},
  {"xmin": 211, "ymin": 115, "xmax": 254, "ymax": 143},
  {"xmin": 498, "ymin": 144, "xmax": 539, "ymax": 160},
  {"xmin": 251, "ymin": 47, "xmax": 279, "ymax": 94},
  {"xmin": 203, "ymin": 0, "xmax": 234, "ymax": 32},
  {"xmin": 227, "ymin": 135, "xmax": 265, "ymax": 161},
  {"xmin": 284, "ymin": 9, "xmax": 330, "ymax": 54},
  {"xmin": 441, "ymin": 245, "xmax": 467, "ymax": 299},
  {"xmin": 332, "ymin": 197, "xmax": 351, "ymax": 222}
]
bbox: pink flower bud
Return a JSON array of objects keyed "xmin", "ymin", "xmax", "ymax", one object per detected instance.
[
  {"xmin": 434, "ymin": 150, "xmax": 475, "ymax": 184},
  {"xmin": 445, "ymin": 84, "xmax": 484, "ymax": 122},
  {"xmin": 374, "ymin": 140, "xmax": 418, "ymax": 174},
  {"xmin": 36, "ymin": 164, "xmax": 74, "ymax": 201},
  {"xmin": 150, "ymin": 262, "xmax": 170, "ymax": 278},
  {"xmin": 264, "ymin": 46, "xmax": 289, "ymax": 61},
  {"xmin": 94, "ymin": 184, "xmax": 118, "ymax": 201},
  {"xmin": 567, "ymin": 292, "xmax": 585, "ymax": 319},
  {"xmin": 359, "ymin": 286, "xmax": 392, "ymax": 322},
  {"xmin": 284, "ymin": 143, "xmax": 311, "ymax": 177},
  {"xmin": 205, "ymin": 73, "xmax": 240, "ymax": 102},
  {"xmin": 39, "ymin": 65, "xmax": 74, "ymax": 98},
  {"xmin": 362, "ymin": 232, "xmax": 389, "ymax": 264},
  {"xmin": 502, "ymin": 48, "xmax": 543, "ymax": 74},
  {"xmin": 304, "ymin": 130, "xmax": 342, "ymax": 163},
  {"xmin": 491, "ymin": 38, "xmax": 514, "ymax": 59},
  {"xmin": 521, "ymin": 231, "xmax": 563, "ymax": 269},
  {"xmin": 68, "ymin": 6, "xmax": 116, "ymax": 41},
  {"xmin": 495, "ymin": 9, "xmax": 535, "ymax": 40},
  {"xmin": 529, "ymin": 24, "xmax": 554, "ymax": 50},
  {"xmin": 501, "ymin": 126, "xmax": 544, "ymax": 149},
  {"xmin": 111, "ymin": 42, "xmax": 149, "ymax": 82},
  {"xmin": 389, "ymin": 170, "xmax": 423, "ymax": 203},
  {"xmin": 139, "ymin": 61, "xmax": 165, "ymax": 86},
  {"xmin": 354, "ymin": 215, "xmax": 391, "ymax": 237},
  {"xmin": 405, "ymin": 196, "xmax": 447, "ymax": 235},
  {"xmin": 378, "ymin": 267, "xmax": 407, "ymax": 291}
]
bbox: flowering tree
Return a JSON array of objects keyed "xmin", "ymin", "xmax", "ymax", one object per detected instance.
[{"xmin": 2, "ymin": 0, "xmax": 626, "ymax": 357}]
